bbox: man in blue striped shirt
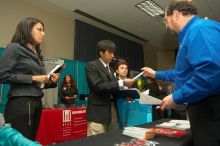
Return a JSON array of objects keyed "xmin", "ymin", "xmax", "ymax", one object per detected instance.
[{"xmin": 142, "ymin": 1, "xmax": 220, "ymax": 146}]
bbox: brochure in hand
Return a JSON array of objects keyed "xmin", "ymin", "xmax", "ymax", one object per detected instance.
[
  {"xmin": 132, "ymin": 71, "xmax": 144, "ymax": 80},
  {"xmin": 40, "ymin": 64, "xmax": 65, "ymax": 88},
  {"xmin": 139, "ymin": 90, "xmax": 162, "ymax": 105},
  {"xmin": 46, "ymin": 64, "xmax": 65, "ymax": 78}
]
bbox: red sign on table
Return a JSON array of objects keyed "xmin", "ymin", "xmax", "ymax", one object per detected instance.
[{"xmin": 36, "ymin": 107, "xmax": 87, "ymax": 145}]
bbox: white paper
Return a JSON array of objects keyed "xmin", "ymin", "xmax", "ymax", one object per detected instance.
[
  {"xmin": 132, "ymin": 71, "xmax": 144, "ymax": 80},
  {"xmin": 122, "ymin": 127, "xmax": 159, "ymax": 145},
  {"xmin": 139, "ymin": 90, "xmax": 162, "ymax": 105},
  {"xmin": 40, "ymin": 64, "xmax": 64, "ymax": 88},
  {"xmin": 122, "ymin": 127, "xmax": 149, "ymax": 139},
  {"xmin": 46, "ymin": 64, "xmax": 64, "ymax": 78},
  {"xmin": 156, "ymin": 120, "xmax": 190, "ymax": 130},
  {"xmin": 169, "ymin": 120, "xmax": 190, "ymax": 125},
  {"xmin": 156, "ymin": 122, "xmax": 177, "ymax": 127},
  {"xmin": 124, "ymin": 126, "xmax": 149, "ymax": 132}
]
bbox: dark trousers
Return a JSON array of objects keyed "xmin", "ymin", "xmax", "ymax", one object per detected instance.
[
  {"xmin": 4, "ymin": 97, "xmax": 42, "ymax": 141},
  {"xmin": 187, "ymin": 94, "xmax": 220, "ymax": 146}
]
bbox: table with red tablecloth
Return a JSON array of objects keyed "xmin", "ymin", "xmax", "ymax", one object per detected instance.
[{"xmin": 36, "ymin": 107, "xmax": 87, "ymax": 145}]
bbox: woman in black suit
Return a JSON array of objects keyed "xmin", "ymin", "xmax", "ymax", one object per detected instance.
[
  {"xmin": 0, "ymin": 17, "xmax": 59, "ymax": 140},
  {"xmin": 58, "ymin": 74, "xmax": 78, "ymax": 107}
]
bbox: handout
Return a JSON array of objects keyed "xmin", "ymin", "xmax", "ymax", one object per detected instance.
[{"xmin": 139, "ymin": 90, "xmax": 162, "ymax": 105}]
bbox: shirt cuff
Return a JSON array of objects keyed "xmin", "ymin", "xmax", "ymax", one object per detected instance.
[
  {"xmin": 172, "ymin": 90, "xmax": 184, "ymax": 104},
  {"xmin": 155, "ymin": 71, "xmax": 163, "ymax": 80},
  {"xmin": 118, "ymin": 80, "xmax": 124, "ymax": 87}
]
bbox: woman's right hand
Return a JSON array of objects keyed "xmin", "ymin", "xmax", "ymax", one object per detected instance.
[{"xmin": 32, "ymin": 75, "xmax": 49, "ymax": 84}]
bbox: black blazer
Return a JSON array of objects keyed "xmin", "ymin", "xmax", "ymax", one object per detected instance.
[
  {"xmin": 0, "ymin": 43, "xmax": 56, "ymax": 98},
  {"xmin": 85, "ymin": 59, "xmax": 119, "ymax": 125}
]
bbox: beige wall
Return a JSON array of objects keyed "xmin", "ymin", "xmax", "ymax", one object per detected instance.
[
  {"xmin": 143, "ymin": 43, "xmax": 157, "ymax": 69},
  {"xmin": 0, "ymin": 0, "xmax": 74, "ymax": 59},
  {"xmin": 157, "ymin": 50, "xmax": 176, "ymax": 70},
  {"xmin": 0, "ymin": 0, "xmax": 176, "ymax": 69}
]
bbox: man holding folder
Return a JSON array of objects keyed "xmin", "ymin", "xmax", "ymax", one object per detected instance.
[{"xmin": 85, "ymin": 40, "xmax": 134, "ymax": 136}]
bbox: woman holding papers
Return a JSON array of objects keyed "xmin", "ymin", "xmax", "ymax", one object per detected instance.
[
  {"xmin": 58, "ymin": 74, "xmax": 78, "ymax": 107},
  {"xmin": 0, "ymin": 17, "xmax": 59, "ymax": 140}
]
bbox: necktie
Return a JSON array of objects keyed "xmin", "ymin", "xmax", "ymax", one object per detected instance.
[{"xmin": 106, "ymin": 66, "xmax": 111, "ymax": 74}]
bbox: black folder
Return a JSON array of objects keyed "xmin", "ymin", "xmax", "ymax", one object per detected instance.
[{"xmin": 117, "ymin": 88, "xmax": 140, "ymax": 99}]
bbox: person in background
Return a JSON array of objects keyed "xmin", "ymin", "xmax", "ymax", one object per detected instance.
[
  {"xmin": 85, "ymin": 40, "xmax": 134, "ymax": 136},
  {"xmin": 115, "ymin": 59, "xmax": 133, "ymax": 129},
  {"xmin": 58, "ymin": 74, "xmax": 78, "ymax": 107},
  {"xmin": 144, "ymin": 77, "xmax": 160, "ymax": 121},
  {"xmin": 145, "ymin": 77, "xmax": 160, "ymax": 98},
  {"xmin": 142, "ymin": 1, "xmax": 220, "ymax": 146},
  {"xmin": 157, "ymin": 80, "xmax": 168, "ymax": 100},
  {"xmin": 0, "ymin": 17, "xmax": 59, "ymax": 140}
]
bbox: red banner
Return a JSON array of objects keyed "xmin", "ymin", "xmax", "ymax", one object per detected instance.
[{"xmin": 36, "ymin": 107, "xmax": 87, "ymax": 145}]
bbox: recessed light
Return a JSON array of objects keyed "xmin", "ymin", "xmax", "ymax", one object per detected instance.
[{"xmin": 136, "ymin": 0, "xmax": 164, "ymax": 17}]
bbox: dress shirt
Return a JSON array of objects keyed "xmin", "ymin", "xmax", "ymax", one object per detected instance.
[{"xmin": 99, "ymin": 58, "xmax": 124, "ymax": 87}]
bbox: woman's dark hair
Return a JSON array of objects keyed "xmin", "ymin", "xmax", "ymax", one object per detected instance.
[
  {"xmin": 166, "ymin": 1, "xmax": 197, "ymax": 16},
  {"xmin": 97, "ymin": 40, "xmax": 116, "ymax": 57},
  {"xmin": 61, "ymin": 74, "xmax": 77, "ymax": 92},
  {"xmin": 11, "ymin": 17, "xmax": 44, "ymax": 61}
]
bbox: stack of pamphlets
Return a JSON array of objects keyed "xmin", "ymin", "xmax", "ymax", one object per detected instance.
[
  {"xmin": 122, "ymin": 127, "xmax": 150, "ymax": 139},
  {"xmin": 155, "ymin": 120, "xmax": 190, "ymax": 130}
]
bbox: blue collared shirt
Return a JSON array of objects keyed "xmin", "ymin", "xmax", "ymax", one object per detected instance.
[{"xmin": 156, "ymin": 16, "xmax": 220, "ymax": 104}]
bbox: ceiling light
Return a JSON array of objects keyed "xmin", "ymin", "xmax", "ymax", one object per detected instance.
[{"xmin": 136, "ymin": 0, "xmax": 165, "ymax": 17}]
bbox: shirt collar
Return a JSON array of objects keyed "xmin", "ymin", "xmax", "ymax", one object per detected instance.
[
  {"xmin": 178, "ymin": 16, "xmax": 200, "ymax": 41},
  {"xmin": 118, "ymin": 76, "xmax": 127, "ymax": 80},
  {"xmin": 99, "ymin": 58, "xmax": 109, "ymax": 68}
]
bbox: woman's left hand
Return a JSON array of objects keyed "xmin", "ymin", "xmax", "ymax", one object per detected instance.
[{"xmin": 50, "ymin": 73, "xmax": 60, "ymax": 83}]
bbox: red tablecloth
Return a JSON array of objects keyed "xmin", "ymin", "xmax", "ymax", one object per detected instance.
[{"xmin": 36, "ymin": 107, "xmax": 87, "ymax": 145}]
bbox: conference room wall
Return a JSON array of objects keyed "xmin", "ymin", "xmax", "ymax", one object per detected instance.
[
  {"xmin": 0, "ymin": 0, "xmax": 74, "ymax": 59},
  {"xmin": 157, "ymin": 50, "xmax": 176, "ymax": 70}
]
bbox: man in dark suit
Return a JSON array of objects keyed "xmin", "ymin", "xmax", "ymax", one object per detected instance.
[{"xmin": 86, "ymin": 40, "xmax": 134, "ymax": 136}]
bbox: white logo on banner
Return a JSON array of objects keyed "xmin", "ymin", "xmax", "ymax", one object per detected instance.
[{"xmin": 63, "ymin": 110, "xmax": 71, "ymax": 122}]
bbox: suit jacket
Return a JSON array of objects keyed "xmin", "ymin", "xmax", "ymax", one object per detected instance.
[
  {"xmin": 0, "ymin": 43, "xmax": 56, "ymax": 98},
  {"xmin": 85, "ymin": 59, "xmax": 119, "ymax": 125}
]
